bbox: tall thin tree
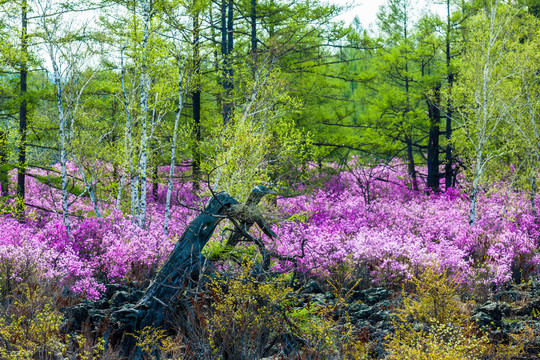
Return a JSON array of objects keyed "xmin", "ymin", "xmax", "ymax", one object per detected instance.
[{"xmin": 17, "ymin": 0, "xmax": 28, "ymax": 218}]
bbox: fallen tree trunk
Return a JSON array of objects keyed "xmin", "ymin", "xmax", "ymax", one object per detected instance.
[{"xmin": 106, "ymin": 187, "xmax": 272, "ymax": 359}]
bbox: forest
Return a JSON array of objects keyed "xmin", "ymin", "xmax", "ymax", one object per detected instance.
[{"xmin": 1, "ymin": 0, "xmax": 540, "ymax": 358}]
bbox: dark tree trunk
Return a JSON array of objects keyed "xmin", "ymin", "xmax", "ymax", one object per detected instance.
[
  {"xmin": 17, "ymin": 0, "xmax": 28, "ymax": 218},
  {"xmin": 209, "ymin": 3, "xmax": 222, "ymax": 113},
  {"xmin": 192, "ymin": 94, "xmax": 201, "ymax": 191},
  {"xmin": 445, "ymin": 77, "xmax": 453, "ymax": 189},
  {"xmin": 250, "ymin": 0, "xmax": 257, "ymax": 59},
  {"xmin": 225, "ymin": 185, "xmax": 273, "ymax": 249},
  {"xmin": 107, "ymin": 186, "xmax": 273, "ymax": 359},
  {"xmin": 427, "ymin": 86, "xmax": 441, "ymax": 192},
  {"xmin": 221, "ymin": 0, "xmax": 226, "ymax": 59},
  {"xmin": 406, "ymin": 134, "xmax": 418, "ymax": 191},
  {"xmin": 108, "ymin": 192, "xmax": 238, "ymax": 358},
  {"xmin": 152, "ymin": 163, "xmax": 159, "ymax": 201},
  {"xmin": 445, "ymin": 0, "xmax": 454, "ymax": 190},
  {"xmin": 192, "ymin": 12, "xmax": 201, "ymax": 192},
  {"xmin": 0, "ymin": 131, "xmax": 8, "ymax": 197}
]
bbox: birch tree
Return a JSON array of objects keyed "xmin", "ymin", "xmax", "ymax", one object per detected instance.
[
  {"xmin": 35, "ymin": 0, "xmax": 96, "ymax": 235},
  {"xmin": 104, "ymin": 0, "xmax": 171, "ymax": 228},
  {"xmin": 163, "ymin": 54, "xmax": 189, "ymax": 237},
  {"xmin": 451, "ymin": 0, "xmax": 521, "ymax": 226},
  {"xmin": 503, "ymin": 10, "xmax": 540, "ymax": 216},
  {"xmin": 137, "ymin": 0, "xmax": 151, "ymax": 228}
]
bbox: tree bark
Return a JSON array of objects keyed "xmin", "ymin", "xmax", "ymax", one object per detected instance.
[
  {"xmin": 17, "ymin": 0, "xmax": 28, "ymax": 218},
  {"xmin": 164, "ymin": 58, "xmax": 185, "ymax": 237},
  {"xmin": 222, "ymin": 0, "xmax": 234, "ymax": 125},
  {"xmin": 469, "ymin": 152, "xmax": 483, "ymax": 226},
  {"xmin": 445, "ymin": 0, "xmax": 454, "ymax": 190},
  {"xmin": 78, "ymin": 168, "xmax": 101, "ymax": 218},
  {"xmin": 192, "ymin": 11, "xmax": 201, "ymax": 192},
  {"xmin": 251, "ymin": 0, "xmax": 257, "ymax": 65},
  {"xmin": 51, "ymin": 54, "xmax": 71, "ymax": 239},
  {"xmin": 406, "ymin": 134, "xmax": 418, "ymax": 191},
  {"xmin": 225, "ymin": 185, "xmax": 273, "ymax": 248},
  {"xmin": 210, "ymin": 3, "xmax": 222, "ymax": 114},
  {"xmin": 110, "ymin": 190, "xmax": 266, "ymax": 358},
  {"xmin": 98, "ymin": 185, "xmax": 278, "ymax": 360},
  {"xmin": 138, "ymin": 0, "xmax": 151, "ymax": 229},
  {"xmin": 0, "ymin": 131, "xmax": 8, "ymax": 197},
  {"xmin": 120, "ymin": 48, "xmax": 139, "ymax": 220},
  {"xmin": 152, "ymin": 159, "xmax": 159, "ymax": 201},
  {"xmin": 427, "ymin": 86, "xmax": 441, "ymax": 192}
]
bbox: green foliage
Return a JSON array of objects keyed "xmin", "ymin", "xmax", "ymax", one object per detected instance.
[
  {"xmin": 386, "ymin": 266, "xmax": 525, "ymax": 360},
  {"xmin": 206, "ymin": 262, "xmax": 292, "ymax": 357},
  {"xmin": 31, "ymin": 173, "xmax": 87, "ymax": 197},
  {"xmin": 204, "ymin": 68, "xmax": 311, "ymax": 201},
  {"xmin": 448, "ymin": 2, "xmax": 535, "ymax": 187},
  {"xmin": 0, "ymin": 285, "xmax": 65, "ymax": 360},
  {"xmin": 326, "ymin": 259, "xmax": 363, "ymax": 310},
  {"xmin": 203, "ymin": 242, "xmax": 259, "ymax": 262},
  {"xmin": 131, "ymin": 326, "xmax": 183, "ymax": 358},
  {"xmin": 70, "ymin": 334, "xmax": 105, "ymax": 360},
  {"xmin": 287, "ymin": 210, "xmax": 311, "ymax": 223},
  {"xmin": 204, "ymin": 262, "xmax": 369, "ymax": 359},
  {"xmin": 402, "ymin": 266, "xmax": 462, "ymax": 326},
  {"xmin": 387, "ymin": 321, "xmax": 489, "ymax": 360},
  {"xmin": 0, "ymin": 283, "xmax": 108, "ymax": 360}
]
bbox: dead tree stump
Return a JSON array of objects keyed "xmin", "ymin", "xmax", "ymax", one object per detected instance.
[{"xmin": 106, "ymin": 186, "xmax": 273, "ymax": 359}]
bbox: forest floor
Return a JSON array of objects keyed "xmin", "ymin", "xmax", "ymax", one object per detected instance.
[
  {"xmin": 58, "ymin": 271, "xmax": 540, "ymax": 359},
  {"xmin": 2, "ymin": 164, "xmax": 540, "ymax": 358}
]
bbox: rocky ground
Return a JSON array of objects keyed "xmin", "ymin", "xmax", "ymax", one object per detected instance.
[{"xmin": 61, "ymin": 279, "xmax": 540, "ymax": 359}]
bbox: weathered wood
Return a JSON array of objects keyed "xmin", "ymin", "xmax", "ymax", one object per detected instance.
[
  {"xmin": 108, "ymin": 191, "xmax": 241, "ymax": 358},
  {"xmin": 225, "ymin": 184, "xmax": 272, "ymax": 248}
]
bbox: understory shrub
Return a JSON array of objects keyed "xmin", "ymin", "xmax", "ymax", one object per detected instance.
[
  {"xmin": 386, "ymin": 266, "xmax": 525, "ymax": 360},
  {"xmin": 182, "ymin": 263, "xmax": 370, "ymax": 359},
  {"xmin": 0, "ymin": 285, "xmax": 62, "ymax": 359},
  {"xmin": 273, "ymin": 164, "xmax": 540, "ymax": 288}
]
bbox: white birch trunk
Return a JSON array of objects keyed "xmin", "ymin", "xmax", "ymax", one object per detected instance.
[
  {"xmin": 79, "ymin": 169, "xmax": 101, "ymax": 218},
  {"xmin": 164, "ymin": 58, "xmax": 184, "ymax": 237},
  {"xmin": 116, "ymin": 170, "xmax": 126, "ymax": 210},
  {"xmin": 138, "ymin": 0, "xmax": 151, "ymax": 229},
  {"xmin": 469, "ymin": 152, "xmax": 483, "ymax": 226},
  {"xmin": 119, "ymin": 48, "xmax": 139, "ymax": 224},
  {"xmin": 51, "ymin": 59, "xmax": 71, "ymax": 238}
]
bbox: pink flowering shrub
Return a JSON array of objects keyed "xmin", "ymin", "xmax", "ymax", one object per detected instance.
[
  {"xmin": 272, "ymin": 164, "xmax": 540, "ymax": 287},
  {"xmin": 0, "ymin": 166, "xmax": 199, "ymax": 299},
  {"xmin": 0, "ymin": 161, "xmax": 539, "ymax": 299}
]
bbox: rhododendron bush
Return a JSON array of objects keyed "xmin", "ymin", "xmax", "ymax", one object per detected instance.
[
  {"xmin": 1, "ymin": 163, "xmax": 538, "ymax": 300},
  {"xmin": 0, "ymin": 166, "xmax": 198, "ymax": 300},
  {"xmin": 272, "ymin": 165, "xmax": 540, "ymax": 286}
]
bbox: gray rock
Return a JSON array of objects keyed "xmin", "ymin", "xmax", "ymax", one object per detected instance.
[
  {"xmin": 300, "ymin": 280, "xmax": 323, "ymax": 295},
  {"xmin": 354, "ymin": 307, "xmax": 374, "ymax": 320},
  {"xmin": 348, "ymin": 302, "xmax": 368, "ymax": 313},
  {"xmin": 472, "ymin": 311, "xmax": 498, "ymax": 329},
  {"xmin": 476, "ymin": 301, "xmax": 511, "ymax": 320},
  {"xmin": 324, "ymin": 291, "xmax": 335, "ymax": 300}
]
